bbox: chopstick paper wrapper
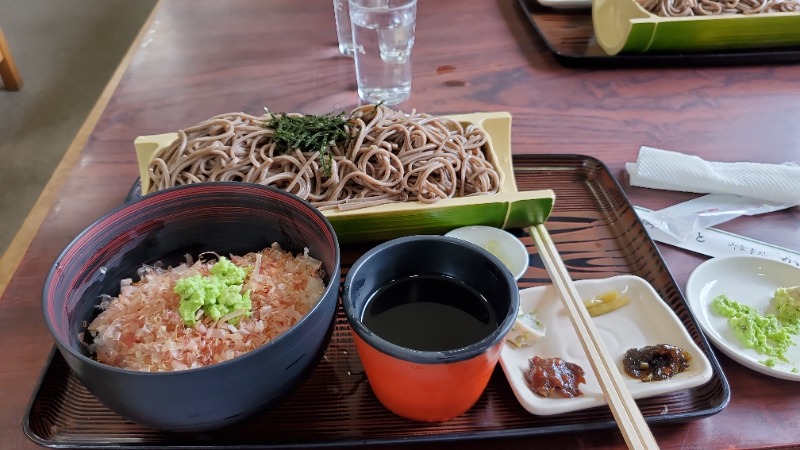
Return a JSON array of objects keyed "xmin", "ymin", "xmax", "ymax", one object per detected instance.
[
  {"xmin": 530, "ymin": 224, "xmax": 660, "ymax": 450},
  {"xmin": 635, "ymin": 206, "xmax": 800, "ymax": 267},
  {"xmin": 627, "ymin": 146, "xmax": 800, "ymax": 265}
]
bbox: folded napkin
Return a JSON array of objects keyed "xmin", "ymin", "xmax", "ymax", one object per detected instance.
[{"xmin": 626, "ymin": 146, "xmax": 800, "ymax": 206}]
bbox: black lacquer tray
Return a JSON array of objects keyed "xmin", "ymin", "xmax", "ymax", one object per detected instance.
[
  {"xmin": 518, "ymin": 0, "xmax": 800, "ymax": 68},
  {"xmin": 24, "ymin": 154, "xmax": 730, "ymax": 448}
]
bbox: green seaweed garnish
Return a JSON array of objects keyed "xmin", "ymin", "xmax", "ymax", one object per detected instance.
[{"xmin": 265, "ymin": 110, "xmax": 356, "ymax": 176}]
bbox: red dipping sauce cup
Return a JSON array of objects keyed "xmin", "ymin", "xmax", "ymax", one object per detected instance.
[{"xmin": 342, "ymin": 235, "xmax": 519, "ymax": 422}]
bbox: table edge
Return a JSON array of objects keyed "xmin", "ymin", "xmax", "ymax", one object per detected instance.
[{"xmin": 0, "ymin": 0, "xmax": 163, "ymax": 298}]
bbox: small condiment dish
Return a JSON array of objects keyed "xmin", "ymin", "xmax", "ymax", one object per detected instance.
[
  {"xmin": 445, "ymin": 225, "xmax": 528, "ymax": 280},
  {"xmin": 500, "ymin": 275, "xmax": 713, "ymax": 415}
]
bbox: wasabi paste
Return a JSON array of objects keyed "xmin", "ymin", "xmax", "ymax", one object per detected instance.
[
  {"xmin": 711, "ymin": 292, "xmax": 800, "ymax": 364},
  {"xmin": 775, "ymin": 286, "xmax": 800, "ymax": 323},
  {"xmin": 175, "ymin": 257, "xmax": 252, "ymax": 327}
]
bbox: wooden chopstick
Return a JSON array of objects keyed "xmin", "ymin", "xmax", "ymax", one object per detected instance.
[{"xmin": 530, "ymin": 224, "xmax": 659, "ymax": 450}]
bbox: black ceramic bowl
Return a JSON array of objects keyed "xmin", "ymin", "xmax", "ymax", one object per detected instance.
[{"xmin": 42, "ymin": 183, "xmax": 340, "ymax": 432}]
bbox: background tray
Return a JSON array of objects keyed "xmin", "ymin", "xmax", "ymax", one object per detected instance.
[
  {"xmin": 24, "ymin": 154, "xmax": 730, "ymax": 449},
  {"xmin": 518, "ymin": 0, "xmax": 800, "ymax": 68}
]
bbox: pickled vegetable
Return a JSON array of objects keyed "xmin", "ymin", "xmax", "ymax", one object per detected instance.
[{"xmin": 583, "ymin": 289, "xmax": 630, "ymax": 317}]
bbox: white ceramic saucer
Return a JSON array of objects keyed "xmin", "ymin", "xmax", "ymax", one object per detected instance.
[{"xmin": 685, "ymin": 255, "xmax": 800, "ymax": 381}]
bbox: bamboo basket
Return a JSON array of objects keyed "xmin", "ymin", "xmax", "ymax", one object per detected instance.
[
  {"xmin": 593, "ymin": 0, "xmax": 800, "ymax": 56},
  {"xmin": 134, "ymin": 112, "xmax": 555, "ymax": 244}
]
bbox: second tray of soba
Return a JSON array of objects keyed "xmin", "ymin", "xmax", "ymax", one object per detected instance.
[{"xmin": 593, "ymin": 0, "xmax": 800, "ymax": 55}]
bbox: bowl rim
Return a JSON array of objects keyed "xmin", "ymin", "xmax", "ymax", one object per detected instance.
[
  {"xmin": 342, "ymin": 234, "xmax": 520, "ymax": 364},
  {"xmin": 42, "ymin": 182, "xmax": 341, "ymax": 377}
]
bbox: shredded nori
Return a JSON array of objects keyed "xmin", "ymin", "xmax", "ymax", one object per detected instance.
[{"xmin": 265, "ymin": 111, "xmax": 356, "ymax": 177}]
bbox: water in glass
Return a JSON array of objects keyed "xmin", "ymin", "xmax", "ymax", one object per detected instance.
[
  {"xmin": 350, "ymin": 0, "xmax": 416, "ymax": 105},
  {"xmin": 333, "ymin": 0, "xmax": 355, "ymax": 57}
]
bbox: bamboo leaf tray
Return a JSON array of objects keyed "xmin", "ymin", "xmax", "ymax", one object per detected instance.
[
  {"xmin": 24, "ymin": 154, "xmax": 730, "ymax": 449},
  {"xmin": 133, "ymin": 111, "xmax": 555, "ymax": 244},
  {"xmin": 518, "ymin": 0, "xmax": 800, "ymax": 67}
]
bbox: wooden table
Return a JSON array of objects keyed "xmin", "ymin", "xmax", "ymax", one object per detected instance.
[{"xmin": 2, "ymin": 1, "xmax": 800, "ymax": 449}]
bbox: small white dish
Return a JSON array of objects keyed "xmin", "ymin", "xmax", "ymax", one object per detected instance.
[
  {"xmin": 499, "ymin": 275, "xmax": 713, "ymax": 416},
  {"xmin": 685, "ymin": 255, "xmax": 800, "ymax": 381},
  {"xmin": 445, "ymin": 226, "xmax": 528, "ymax": 280}
]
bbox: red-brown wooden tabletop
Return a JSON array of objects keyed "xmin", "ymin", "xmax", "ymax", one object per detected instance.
[{"xmin": 2, "ymin": 1, "xmax": 799, "ymax": 449}]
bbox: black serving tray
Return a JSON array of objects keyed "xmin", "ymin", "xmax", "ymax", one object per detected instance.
[{"xmin": 24, "ymin": 154, "xmax": 730, "ymax": 449}]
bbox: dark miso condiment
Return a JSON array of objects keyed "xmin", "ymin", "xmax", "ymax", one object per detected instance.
[{"xmin": 362, "ymin": 274, "xmax": 498, "ymax": 351}]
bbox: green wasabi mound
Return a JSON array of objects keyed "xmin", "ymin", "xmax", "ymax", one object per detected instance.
[
  {"xmin": 175, "ymin": 257, "xmax": 252, "ymax": 327},
  {"xmin": 775, "ymin": 286, "xmax": 800, "ymax": 323},
  {"xmin": 711, "ymin": 292, "xmax": 800, "ymax": 364}
]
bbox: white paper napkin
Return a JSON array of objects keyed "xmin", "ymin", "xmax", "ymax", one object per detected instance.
[{"xmin": 626, "ymin": 146, "xmax": 800, "ymax": 206}]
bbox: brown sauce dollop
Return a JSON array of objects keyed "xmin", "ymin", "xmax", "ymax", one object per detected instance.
[
  {"xmin": 623, "ymin": 344, "xmax": 691, "ymax": 382},
  {"xmin": 525, "ymin": 356, "xmax": 586, "ymax": 398}
]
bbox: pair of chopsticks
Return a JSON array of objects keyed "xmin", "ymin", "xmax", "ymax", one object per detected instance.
[{"xmin": 530, "ymin": 224, "xmax": 660, "ymax": 450}]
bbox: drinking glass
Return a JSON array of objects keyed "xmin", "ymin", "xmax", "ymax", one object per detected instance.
[
  {"xmin": 333, "ymin": 0, "xmax": 355, "ymax": 56},
  {"xmin": 348, "ymin": 0, "xmax": 417, "ymax": 106}
]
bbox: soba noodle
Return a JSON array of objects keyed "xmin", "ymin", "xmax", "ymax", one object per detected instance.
[
  {"xmin": 637, "ymin": 0, "xmax": 800, "ymax": 16},
  {"xmin": 148, "ymin": 105, "xmax": 501, "ymax": 211}
]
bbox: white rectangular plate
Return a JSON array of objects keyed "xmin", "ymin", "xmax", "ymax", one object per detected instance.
[{"xmin": 499, "ymin": 275, "xmax": 713, "ymax": 416}]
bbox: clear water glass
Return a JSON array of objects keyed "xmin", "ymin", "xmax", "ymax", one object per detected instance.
[
  {"xmin": 349, "ymin": 0, "xmax": 417, "ymax": 106},
  {"xmin": 333, "ymin": 0, "xmax": 355, "ymax": 57}
]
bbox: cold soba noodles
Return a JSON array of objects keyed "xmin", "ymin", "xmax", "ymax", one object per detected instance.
[
  {"xmin": 637, "ymin": 0, "xmax": 800, "ymax": 16},
  {"xmin": 147, "ymin": 105, "xmax": 501, "ymax": 211}
]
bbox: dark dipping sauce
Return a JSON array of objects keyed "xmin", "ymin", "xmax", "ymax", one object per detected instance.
[{"xmin": 362, "ymin": 274, "xmax": 498, "ymax": 352}]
